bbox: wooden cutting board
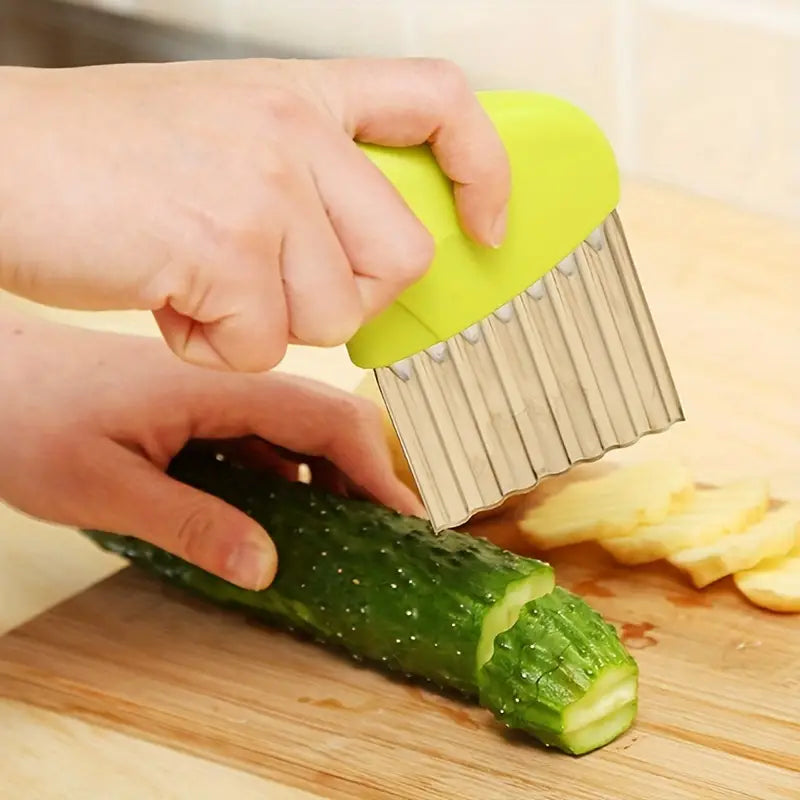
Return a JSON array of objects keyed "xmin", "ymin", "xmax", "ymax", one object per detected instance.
[{"xmin": 0, "ymin": 484, "xmax": 798, "ymax": 800}]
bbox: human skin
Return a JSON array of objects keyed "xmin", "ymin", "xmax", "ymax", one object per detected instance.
[
  {"xmin": 0, "ymin": 308, "xmax": 424, "ymax": 589},
  {"xmin": 0, "ymin": 57, "xmax": 510, "ymax": 372},
  {"xmin": 0, "ymin": 56, "xmax": 509, "ymax": 587}
]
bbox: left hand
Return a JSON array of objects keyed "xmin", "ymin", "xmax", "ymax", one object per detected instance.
[{"xmin": 0, "ymin": 309, "xmax": 423, "ymax": 589}]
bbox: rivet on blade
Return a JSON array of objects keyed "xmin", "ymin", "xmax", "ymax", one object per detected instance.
[
  {"xmin": 557, "ymin": 252, "xmax": 578, "ymax": 276},
  {"xmin": 425, "ymin": 342, "xmax": 449, "ymax": 363},
  {"xmin": 526, "ymin": 279, "xmax": 546, "ymax": 300},
  {"xmin": 586, "ymin": 227, "xmax": 605, "ymax": 251},
  {"xmin": 493, "ymin": 302, "xmax": 515, "ymax": 323},
  {"xmin": 461, "ymin": 324, "xmax": 482, "ymax": 344},
  {"xmin": 390, "ymin": 358, "xmax": 414, "ymax": 381}
]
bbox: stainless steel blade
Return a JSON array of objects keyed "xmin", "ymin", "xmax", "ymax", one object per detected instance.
[{"xmin": 375, "ymin": 210, "xmax": 684, "ymax": 532}]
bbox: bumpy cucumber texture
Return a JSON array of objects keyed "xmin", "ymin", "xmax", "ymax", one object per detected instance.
[{"xmin": 83, "ymin": 446, "xmax": 637, "ymax": 754}]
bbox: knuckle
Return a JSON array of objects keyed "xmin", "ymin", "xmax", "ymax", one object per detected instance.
[
  {"xmin": 258, "ymin": 154, "xmax": 297, "ymax": 200},
  {"xmin": 421, "ymin": 58, "xmax": 470, "ymax": 101},
  {"xmin": 262, "ymin": 86, "xmax": 317, "ymax": 133},
  {"xmin": 224, "ymin": 222, "xmax": 283, "ymax": 275}
]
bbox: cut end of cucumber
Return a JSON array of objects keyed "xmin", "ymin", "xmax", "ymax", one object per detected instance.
[
  {"xmin": 557, "ymin": 667, "xmax": 638, "ymax": 755},
  {"xmin": 476, "ymin": 571, "xmax": 556, "ymax": 671},
  {"xmin": 478, "ymin": 588, "xmax": 638, "ymax": 755},
  {"xmin": 566, "ymin": 698, "xmax": 638, "ymax": 755}
]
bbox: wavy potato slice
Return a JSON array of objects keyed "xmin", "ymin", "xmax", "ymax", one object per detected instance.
[
  {"xmin": 601, "ymin": 478, "xmax": 770, "ymax": 566},
  {"xmin": 734, "ymin": 547, "xmax": 800, "ymax": 613},
  {"xmin": 668, "ymin": 503, "xmax": 800, "ymax": 588},
  {"xmin": 517, "ymin": 460, "xmax": 694, "ymax": 549}
]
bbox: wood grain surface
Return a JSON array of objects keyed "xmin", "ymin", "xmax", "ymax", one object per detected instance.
[
  {"xmin": 0, "ymin": 479, "xmax": 798, "ymax": 800},
  {"xmin": 0, "ymin": 180, "xmax": 798, "ymax": 798}
]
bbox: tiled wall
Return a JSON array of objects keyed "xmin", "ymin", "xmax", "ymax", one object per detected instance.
[{"xmin": 66, "ymin": 0, "xmax": 800, "ymax": 220}]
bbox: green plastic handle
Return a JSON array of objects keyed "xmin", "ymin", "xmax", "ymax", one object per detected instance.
[{"xmin": 345, "ymin": 90, "xmax": 620, "ymax": 369}]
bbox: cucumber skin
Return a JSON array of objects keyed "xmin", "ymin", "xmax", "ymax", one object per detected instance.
[
  {"xmin": 479, "ymin": 587, "xmax": 638, "ymax": 753},
  {"xmin": 85, "ymin": 447, "xmax": 553, "ymax": 695}
]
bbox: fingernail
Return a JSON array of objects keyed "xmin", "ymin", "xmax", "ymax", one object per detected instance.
[
  {"xmin": 489, "ymin": 205, "xmax": 508, "ymax": 248},
  {"xmin": 225, "ymin": 541, "xmax": 275, "ymax": 590}
]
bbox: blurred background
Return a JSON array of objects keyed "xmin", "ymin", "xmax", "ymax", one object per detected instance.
[{"xmin": 1, "ymin": 0, "xmax": 798, "ymax": 223}]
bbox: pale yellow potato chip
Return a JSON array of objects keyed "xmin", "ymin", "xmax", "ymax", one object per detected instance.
[
  {"xmin": 516, "ymin": 460, "xmax": 694, "ymax": 549},
  {"xmin": 668, "ymin": 503, "xmax": 800, "ymax": 588},
  {"xmin": 734, "ymin": 547, "xmax": 800, "ymax": 613},
  {"xmin": 354, "ymin": 373, "xmax": 418, "ymax": 495},
  {"xmin": 601, "ymin": 478, "xmax": 769, "ymax": 565}
]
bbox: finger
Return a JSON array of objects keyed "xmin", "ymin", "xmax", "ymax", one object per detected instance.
[
  {"xmin": 321, "ymin": 421, "xmax": 425, "ymax": 517},
  {"xmin": 281, "ymin": 174, "xmax": 364, "ymax": 346},
  {"xmin": 271, "ymin": 389, "xmax": 427, "ymax": 517},
  {"xmin": 218, "ymin": 436, "xmax": 300, "ymax": 482},
  {"xmin": 318, "ymin": 57, "xmax": 511, "ymax": 247},
  {"xmin": 303, "ymin": 128, "xmax": 435, "ymax": 321},
  {"xmin": 305, "ymin": 456, "xmax": 349, "ymax": 496},
  {"xmin": 216, "ymin": 441, "xmax": 380, "ymax": 508},
  {"xmin": 152, "ymin": 254, "xmax": 289, "ymax": 373},
  {"xmin": 92, "ymin": 443, "xmax": 278, "ymax": 590},
  {"xmin": 186, "ymin": 374, "xmax": 427, "ymax": 517}
]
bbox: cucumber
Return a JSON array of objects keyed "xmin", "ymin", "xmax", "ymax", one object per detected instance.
[
  {"xmin": 83, "ymin": 445, "xmax": 638, "ymax": 754},
  {"xmin": 480, "ymin": 587, "xmax": 638, "ymax": 754}
]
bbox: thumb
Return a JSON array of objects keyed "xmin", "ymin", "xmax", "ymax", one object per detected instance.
[{"xmin": 98, "ymin": 448, "xmax": 277, "ymax": 590}]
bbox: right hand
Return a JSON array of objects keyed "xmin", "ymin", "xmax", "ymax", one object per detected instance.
[{"xmin": 0, "ymin": 58, "xmax": 510, "ymax": 372}]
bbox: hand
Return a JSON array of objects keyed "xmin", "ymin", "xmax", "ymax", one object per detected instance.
[
  {"xmin": 0, "ymin": 309, "xmax": 423, "ymax": 589},
  {"xmin": 0, "ymin": 58, "xmax": 510, "ymax": 371}
]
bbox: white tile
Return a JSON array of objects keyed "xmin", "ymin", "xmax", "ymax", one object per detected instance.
[
  {"xmin": 643, "ymin": 0, "xmax": 800, "ymax": 36},
  {"xmin": 132, "ymin": 0, "xmax": 243, "ymax": 35},
  {"xmin": 403, "ymin": 0, "xmax": 621, "ymax": 149},
  {"xmin": 231, "ymin": 1, "xmax": 409, "ymax": 58},
  {"xmin": 632, "ymin": 2, "xmax": 800, "ymax": 219}
]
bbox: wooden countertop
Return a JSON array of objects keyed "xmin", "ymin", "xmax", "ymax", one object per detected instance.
[{"xmin": 0, "ymin": 180, "xmax": 798, "ymax": 798}]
